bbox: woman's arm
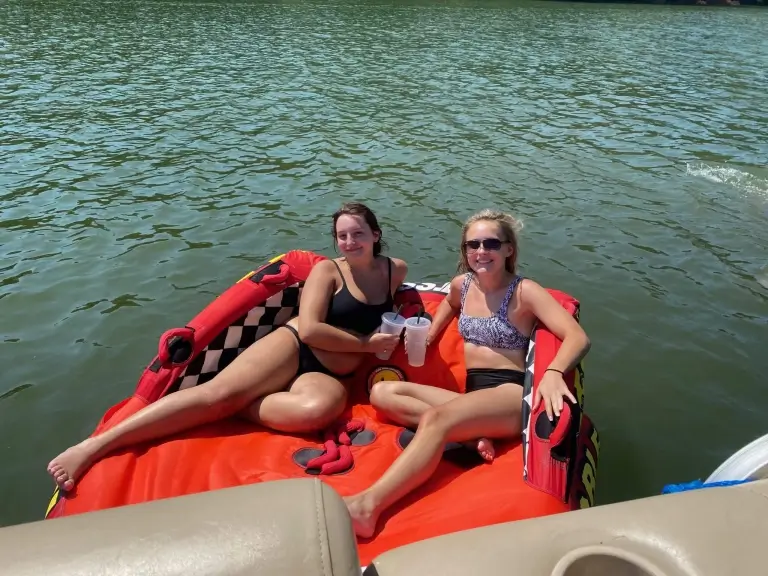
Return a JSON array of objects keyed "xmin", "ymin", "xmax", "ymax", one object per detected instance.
[
  {"xmin": 519, "ymin": 279, "xmax": 591, "ymax": 420},
  {"xmin": 426, "ymin": 275, "xmax": 464, "ymax": 346},
  {"xmin": 390, "ymin": 257, "xmax": 409, "ymax": 293},
  {"xmin": 521, "ymin": 279, "xmax": 591, "ymax": 372}
]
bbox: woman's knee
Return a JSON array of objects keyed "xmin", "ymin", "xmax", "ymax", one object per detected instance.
[
  {"xmin": 298, "ymin": 391, "xmax": 347, "ymax": 427},
  {"xmin": 418, "ymin": 405, "xmax": 451, "ymax": 437},
  {"xmin": 369, "ymin": 380, "xmax": 402, "ymax": 409}
]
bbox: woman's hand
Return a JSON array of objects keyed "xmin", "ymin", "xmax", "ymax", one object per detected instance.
[
  {"xmin": 533, "ymin": 369, "xmax": 577, "ymax": 421},
  {"xmin": 364, "ymin": 332, "xmax": 401, "ymax": 355},
  {"xmin": 403, "ymin": 330, "xmax": 435, "ymax": 353},
  {"xmin": 519, "ymin": 278, "xmax": 590, "ymax": 421}
]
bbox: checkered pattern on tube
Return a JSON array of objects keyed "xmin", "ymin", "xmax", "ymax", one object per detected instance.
[
  {"xmin": 521, "ymin": 332, "xmax": 536, "ymax": 480},
  {"xmin": 175, "ymin": 284, "xmax": 302, "ymax": 391}
]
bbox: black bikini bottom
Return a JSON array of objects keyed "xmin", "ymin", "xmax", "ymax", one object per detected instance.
[
  {"xmin": 465, "ymin": 368, "xmax": 525, "ymax": 393},
  {"xmin": 282, "ymin": 325, "xmax": 355, "ymax": 380}
]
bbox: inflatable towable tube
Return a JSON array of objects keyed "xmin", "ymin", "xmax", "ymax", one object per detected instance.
[{"xmin": 45, "ymin": 250, "xmax": 600, "ymax": 566}]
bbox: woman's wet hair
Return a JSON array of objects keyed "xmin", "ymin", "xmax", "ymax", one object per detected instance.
[
  {"xmin": 331, "ymin": 202, "xmax": 386, "ymax": 256},
  {"xmin": 458, "ymin": 209, "xmax": 523, "ymax": 274}
]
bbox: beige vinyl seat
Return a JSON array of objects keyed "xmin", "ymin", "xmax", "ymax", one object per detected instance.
[
  {"xmin": 0, "ymin": 478, "xmax": 360, "ymax": 576},
  {"xmin": 366, "ymin": 478, "xmax": 768, "ymax": 576},
  {"xmin": 5, "ymin": 477, "xmax": 768, "ymax": 576}
]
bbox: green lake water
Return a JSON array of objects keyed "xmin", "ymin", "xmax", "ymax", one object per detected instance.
[{"xmin": 1, "ymin": 0, "xmax": 767, "ymax": 527}]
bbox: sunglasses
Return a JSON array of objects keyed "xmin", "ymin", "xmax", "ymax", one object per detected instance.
[{"xmin": 463, "ymin": 238, "xmax": 509, "ymax": 252}]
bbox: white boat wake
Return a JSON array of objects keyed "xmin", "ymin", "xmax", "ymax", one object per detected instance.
[{"xmin": 686, "ymin": 162, "xmax": 768, "ymax": 202}]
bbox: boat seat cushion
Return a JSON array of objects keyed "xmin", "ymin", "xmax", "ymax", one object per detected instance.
[
  {"xmin": 0, "ymin": 478, "xmax": 360, "ymax": 576},
  {"xmin": 366, "ymin": 479, "xmax": 768, "ymax": 576}
]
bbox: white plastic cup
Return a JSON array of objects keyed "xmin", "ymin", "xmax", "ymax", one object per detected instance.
[
  {"xmin": 404, "ymin": 316, "xmax": 431, "ymax": 367},
  {"xmin": 375, "ymin": 312, "xmax": 406, "ymax": 360}
]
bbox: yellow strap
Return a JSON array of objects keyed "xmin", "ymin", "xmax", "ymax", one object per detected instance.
[
  {"xmin": 45, "ymin": 487, "xmax": 60, "ymax": 517},
  {"xmin": 236, "ymin": 253, "xmax": 286, "ymax": 283}
]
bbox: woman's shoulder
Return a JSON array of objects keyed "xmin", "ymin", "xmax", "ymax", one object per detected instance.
[
  {"xmin": 516, "ymin": 276, "xmax": 539, "ymax": 291},
  {"xmin": 384, "ymin": 255, "xmax": 408, "ymax": 273},
  {"xmin": 448, "ymin": 273, "xmax": 469, "ymax": 293},
  {"xmin": 515, "ymin": 277, "xmax": 550, "ymax": 306},
  {"xmin": 386, "ymin": 255, "xmax": 408, "ymax": 268},
  {"xmin": 385, "ymin": 256, "xmax": 408, "ymax": 284},
  {"xmin": 309, "ymin": 258, "xmax": 340, "ymax": 279}
]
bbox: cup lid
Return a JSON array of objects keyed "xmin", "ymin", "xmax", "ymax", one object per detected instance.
[{"xmin": 383, "ymin": 312, "xmax": 406, "ymax": 323}]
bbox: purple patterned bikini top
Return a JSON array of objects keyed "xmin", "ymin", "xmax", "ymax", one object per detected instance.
[{"xmin": 458, "ymin": 273, "xmax": 530, "ymax": 350}]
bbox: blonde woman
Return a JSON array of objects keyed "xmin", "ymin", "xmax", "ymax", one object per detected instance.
[{"xmin": 344, "ymin": 209, "xmax": 591, "ymax": 538}]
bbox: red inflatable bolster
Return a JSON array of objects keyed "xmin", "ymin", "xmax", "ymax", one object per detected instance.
[
  {"xmin": 134, "ymin": 251, "xmax": 326, "ymax": 404},
  {"xmin": 522, "ymin": 288, "xmax": 584, "ymax": 503}
]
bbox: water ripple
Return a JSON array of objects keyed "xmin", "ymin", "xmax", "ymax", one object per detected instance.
[{"xmin": 1, "ymin": 0, "xmax": 767, "ymax": 526}]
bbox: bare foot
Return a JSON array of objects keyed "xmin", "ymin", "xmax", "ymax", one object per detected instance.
[
  {"xmin": 476, "ymin": 437, "xmax": 495, "ymax": 461},
  {"xmin": 46, "ymin": 438, "xmax": 99, "ymax": 491},
  {"xmin": 344, "ymin": 492, "xmax": 381, "ymax": 539}
]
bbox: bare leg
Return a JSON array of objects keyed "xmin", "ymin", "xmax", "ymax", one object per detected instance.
[
  {"xmin": 345, "ymin": 383, "xmax": 523, "ymax": 538},
  {"xmin": 370, "ymin": 381, "xmax": 494, "ymax": 459},
  {"xmin": 370, "ymin": 381, "xmax": 459, "ymax": 428},
  {"xmin": 47, "ymin": 326, "xmax": 302, "ymax": 490},
  {"xmin": 239, "ymin": 372, "xmax": 348, "ymax": 433}
]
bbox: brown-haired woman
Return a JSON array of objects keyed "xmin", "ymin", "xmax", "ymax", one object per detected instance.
[
  {"xmin": 344, "ymin": 208, "xmax": 591, "ymax": 538},
  {"xmin": 47, "ymin": 202, "xmax": 408, "ymax": 491}
]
